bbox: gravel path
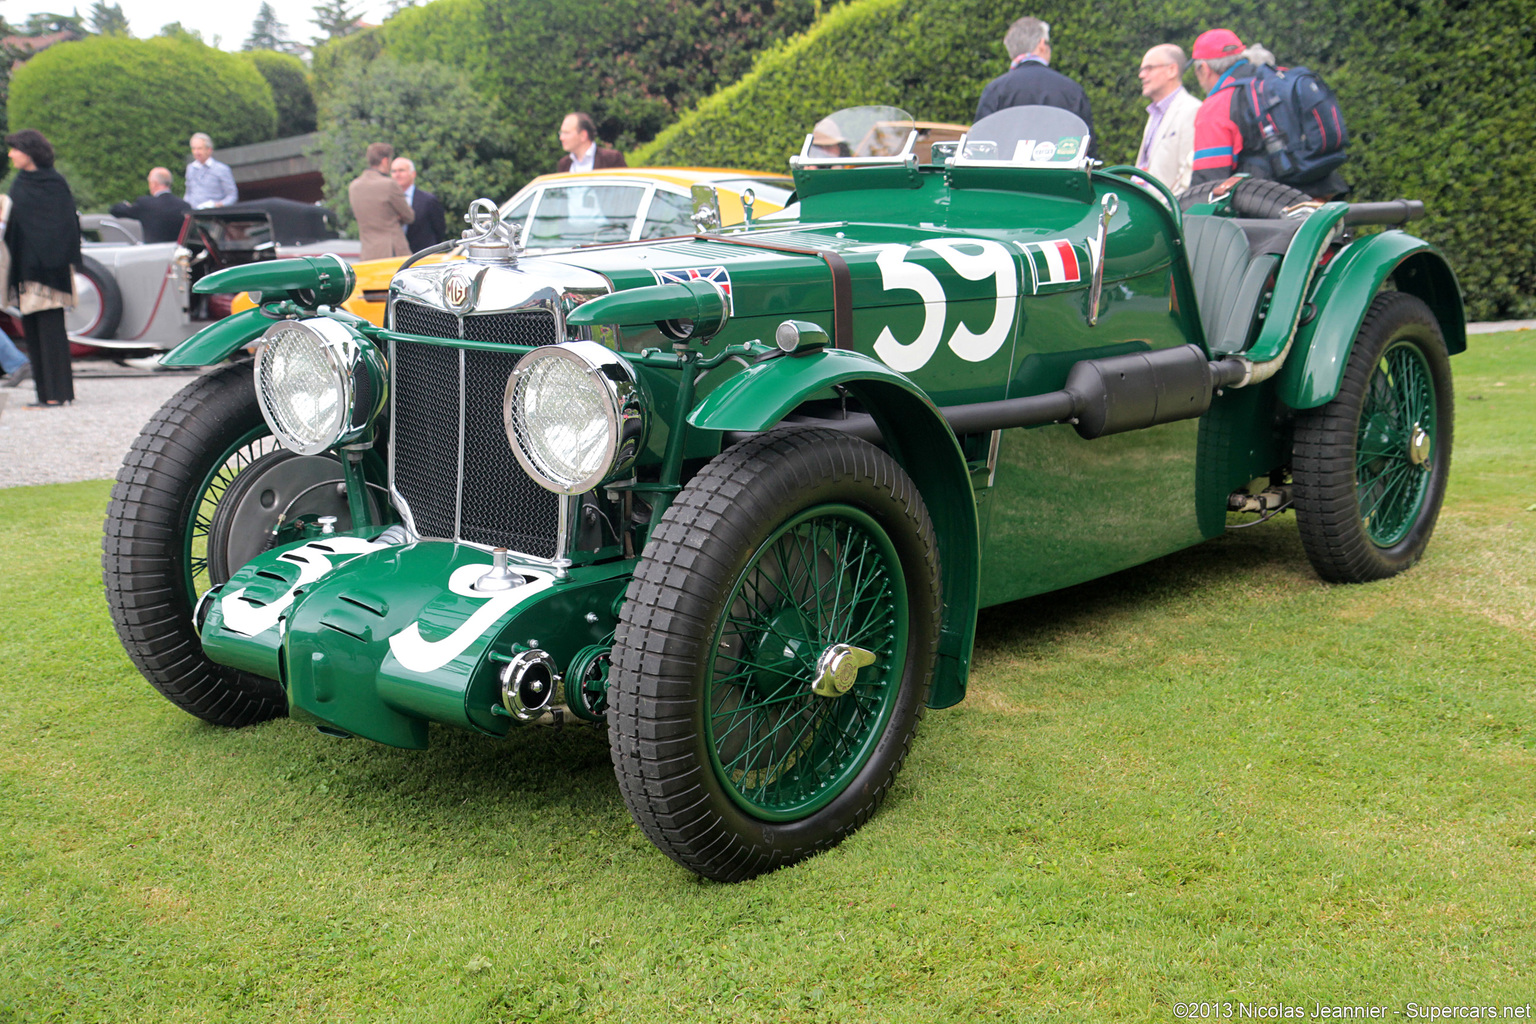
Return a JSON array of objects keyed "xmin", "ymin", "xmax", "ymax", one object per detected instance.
[{"xmin": 0, "ymin": 361, "xmax": 206, "ymax": 488}]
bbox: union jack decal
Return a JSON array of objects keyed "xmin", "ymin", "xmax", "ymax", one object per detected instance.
[{"xmin": 652, "ymin": 266, "xmax": 734, "ymax": 313}]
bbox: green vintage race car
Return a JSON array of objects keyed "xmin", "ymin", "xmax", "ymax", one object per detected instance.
[{"xmin": 103, "ymin": 106, "xmax": 1463, "ymax": 881}]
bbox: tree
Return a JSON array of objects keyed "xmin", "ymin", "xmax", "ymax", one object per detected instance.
[
  {"xmin": 248, "ymin": 50, "xmax": 317, "ymax": 136},
  {"xmin": 23, "ymin": 11, "xmax": 88, "ymax": 36},
  {"xmin": 158, "ymin": 22, "xmax": 204, "ymax": 44},
  {"xmin": 312, "ymin": 0, "xmax": 363, "ymax": 43},
  {"xmin": 87, "ymin": 2, "xmax": 130, "ymax": 35},
  {"xmin": 315, "ymin": 57, "xmax": 513, "ymax": 235},
  {"xmin": 9, "ymin": 34, "xmax": 278, "ymax": 207},
  {"xmin": 244, "ymin": 2, "xmax": 294, "ymax": 52}
]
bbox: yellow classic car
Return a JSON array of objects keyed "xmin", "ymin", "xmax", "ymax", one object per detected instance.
[{"xmin": 248, "ymin": 168, "xmax": 794, "ymax": 326}]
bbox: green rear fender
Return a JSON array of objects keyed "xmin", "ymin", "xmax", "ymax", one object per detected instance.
[
  {"xmin": 688, "ymin": 348, "xmax": 979, "ymax": 708},
  {"xmin": 1278, "ymin": 233, "xmax": 1465, "ymax": 410}
]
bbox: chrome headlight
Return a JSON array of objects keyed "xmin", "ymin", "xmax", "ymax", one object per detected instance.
[
  {"xmin": 503, "ymin": 341, "xmax": 646, "ymax": 495},
  {"xmin": 254, "ymin": 318, "xmax": 387, "ymax": 456}
]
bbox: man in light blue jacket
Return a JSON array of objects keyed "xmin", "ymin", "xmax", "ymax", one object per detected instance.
[{"xmin": 184, "ymin": 132, "xmax": 238, "ymax": 209}]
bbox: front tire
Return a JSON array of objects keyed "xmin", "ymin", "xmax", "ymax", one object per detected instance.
[
  {"xmin": 1292, "ymin": 291, "xmax": 1454, "ymax": 582},
  {"xmin": 102, "ymin": 363, "xmax": 362, "ymax": 726},
  {"xmin": 609, "ymin": 429, "xmax": 941, "ymax": 881}
]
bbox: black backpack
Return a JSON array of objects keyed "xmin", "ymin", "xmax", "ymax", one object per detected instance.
[{"xmin": 1233, "ymin": 64, "xmax": 1348, "ymax": 187}]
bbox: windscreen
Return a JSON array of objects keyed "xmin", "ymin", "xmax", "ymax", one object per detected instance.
[
  {"xmin": 808, "ymin": 106, "xmax": 918, "ymax": 159},
  {"xmin": 962, "ymin": 105, "xmax": 1092, "ymax": 167}
]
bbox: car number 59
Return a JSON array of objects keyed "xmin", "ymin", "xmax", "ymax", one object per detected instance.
[{"xmin": 851, "ymin": 239, "xmax": 1019, "ymax": 373}]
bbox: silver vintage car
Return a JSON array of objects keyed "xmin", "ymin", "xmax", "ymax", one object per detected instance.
[{"xmin": 55, "ymin": 198, "xmax": 360, "ymax": 352}]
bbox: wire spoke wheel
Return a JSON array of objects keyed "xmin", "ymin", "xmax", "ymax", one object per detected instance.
[
  {"xmin": 1293, "ymin": 291, "xmax": 1454, "ymax": 582},
  {"xmin": 184, "ymin": 426, "xmax": 281, "ymax": 602},
  {"xmin": 706, "ymin": 505, "xmax": 906, "ymax": 821},
  {"xmin": 1355, "ymin": 342, "xmax": 1435, "ymax": 547},
  {"xmin": 609, "ymin": 428, "xmax": 941, "ymax": 881}
]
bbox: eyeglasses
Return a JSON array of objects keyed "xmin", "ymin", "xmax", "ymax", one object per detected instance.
[{"xmin": 1139, "ymin": 61, "xmax": 1176, "ymax": 72}]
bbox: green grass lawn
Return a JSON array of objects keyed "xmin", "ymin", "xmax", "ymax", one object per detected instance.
[{"xmin": 2, "ymin": 332, "xmax": 1533, "ymax": 1023}]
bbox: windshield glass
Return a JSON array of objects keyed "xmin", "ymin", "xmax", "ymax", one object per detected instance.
[
  {"xmin": 808, "ymin": 106, "xmax": 917, "ymax": 158},
  {"xmin": 961, "ymin": 105, "xmax": 1091, "ymax": 167},
  {"xmin": 525, "ymin": 184, "xmax": 645, "ymax": 248}
]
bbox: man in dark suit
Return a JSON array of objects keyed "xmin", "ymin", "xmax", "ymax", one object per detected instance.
[
  {"xmin": 109, "ymin": 167, "xmax": 192, "ymax": 244},
  {"xmin": 556, "ymin": 112, "xmax": 627, "ymax": 173},
  {"xmin": 975, "ymin": 16, "xmax": 1096, "ymax": 156},
  {"xmin": 391, "ymin": 157, "xmax": 447, "ymax": 251}
]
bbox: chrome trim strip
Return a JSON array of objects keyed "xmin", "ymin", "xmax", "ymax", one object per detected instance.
[
  {"xmin": 384, "ymin": 335, "xmax": 422, "ymax": 541},
  {"xmin": 455, "ymin": 347, "xmax": 465, "ymax": 539}
]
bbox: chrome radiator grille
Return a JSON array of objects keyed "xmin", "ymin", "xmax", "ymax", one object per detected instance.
[{"xmin": 389, "ymin": 301, "xmax": 562, "ymax": 559}]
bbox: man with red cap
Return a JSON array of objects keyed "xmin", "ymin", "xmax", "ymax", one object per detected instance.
[{"xmin": 1188, "ymin": 28, "xmax": 1262, "ymax": 190}]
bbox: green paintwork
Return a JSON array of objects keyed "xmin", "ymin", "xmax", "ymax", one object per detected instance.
[
  {"xmin": 704, "ymin": 504, "xmax": 907, "ymax": 820},
  {"xmin": 160, "ymin": 307, "xmax": 276, "ymax": 367},
  {"xmin": 1278, "ymin": 231, "xmax": 1465, "ymax": 410},
  {"xmin": 175, "ymin": 146, "xmax": 1462, "ymax": 758},
  {"xmin": 687, "ymin": 348, "xmax": 937, "ymax": 432},
  {"xmin": 202, "ymin": 533, "xmax": 630, "ymax": 748},
  {"xmin": 566, "ymin": 278, "xmax": 729, "ymax": 338},
  {"xmin": 1243, "ymin": 202, "xmax": 1349, "ymax": 364},
  {"xmin": 1193, "ymin": 380, "xmax": 1288, "ymax": 538},
  {"xmin": 1356, "ymin": 341, "xmax": 1436, "ymax": 547},
  {"xmin": 192, "ymin": 253, "xmax": 355, "ymax": 305},
  {"xmin": 1100, "ymin": 165, "xmax": 1183, "ymax": 234}
]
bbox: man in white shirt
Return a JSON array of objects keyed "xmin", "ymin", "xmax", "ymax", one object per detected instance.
[
  {"xmin": 555, "ymin": 112, "xmax": 627, "ymax": 173},
  {"xmin": 184, "ymin": 132, "xmax": 238, "ymax": 209},
  {"xmin": 1135, "ymin": 44, "xmax": 1202, "ymax": 194}
]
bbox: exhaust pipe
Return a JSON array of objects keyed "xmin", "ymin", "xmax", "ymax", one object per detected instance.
[{"xmin": 499, "ymin": 649, "xmax": 565, "ymax": 724}]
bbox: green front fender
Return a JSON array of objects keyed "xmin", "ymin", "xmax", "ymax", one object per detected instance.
[
  {"xmin": 689, "ymin": 349, "xmax": 980, "ymax": 709},
  {"xmin": 1277, "ymin": 232, "xmax": 1465, "ymax": 410},
  {"xmin": 161, "ymin": 307, "xmax": 276, "ymax": 367}
]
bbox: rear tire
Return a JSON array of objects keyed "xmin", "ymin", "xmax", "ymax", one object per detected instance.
[
  {"xmin": 1292, "ymin": 292, "xmax": 1453, "ymax": 582},
  {"xmin": 68, "ymin": 255, "xmax": 123, "ymax": 339},
  {"xmin": 608, "ymin": 429, "xmax": 941, "ymax": 881}
]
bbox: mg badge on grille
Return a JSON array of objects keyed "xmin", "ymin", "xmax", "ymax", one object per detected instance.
[{"xmin": 442, "ymin": 268, "xmax": 479, "ymax": 314}]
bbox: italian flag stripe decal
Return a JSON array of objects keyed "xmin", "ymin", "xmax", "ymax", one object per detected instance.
[{"xmin": 1021, "ymin": 240, "xmax": 1081, "ymax": 288}]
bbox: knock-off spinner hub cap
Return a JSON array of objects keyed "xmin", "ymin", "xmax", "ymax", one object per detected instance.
[
  {"xmin": 1409, "ymin": 423, "xmax": 1431, "ymax": 466},
  {"xmin": 810, "ymin": 644, "xmax": 877, "ymax": 698}
]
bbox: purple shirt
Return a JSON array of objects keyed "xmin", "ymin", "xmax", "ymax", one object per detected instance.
[{"xmin": 1137, "ymin": 89, "xmax": 1182, "ymax": 170}]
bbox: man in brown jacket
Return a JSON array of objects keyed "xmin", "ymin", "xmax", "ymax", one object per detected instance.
[
  {"xmin": 555, "ymin": 112, "xmax": 627, "ymax": 173},
  {"xmin": 348, "ymin": 142, "xmax": 414, "ymax": 260}
]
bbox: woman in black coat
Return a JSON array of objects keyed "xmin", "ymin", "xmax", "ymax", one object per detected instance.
[{"xmin": 5, "ymin": 129, "xmax": 81, "ymax": 407}]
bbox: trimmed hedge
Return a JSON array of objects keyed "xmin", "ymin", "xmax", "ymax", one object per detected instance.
[
  {"xmin": 312, "ymin": 0, "xmax": 819, "ymax": 204},
  {"xmin": 8, "ymin": 35, "xmax": 277, "ymax": 209},
  {"xmin": 247, "ymin": 50, "xmax": 316, "ymax": 137},
  {"xmin": 637, "ymin": 0, "xmax": 1536, "ymax": 320}
]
